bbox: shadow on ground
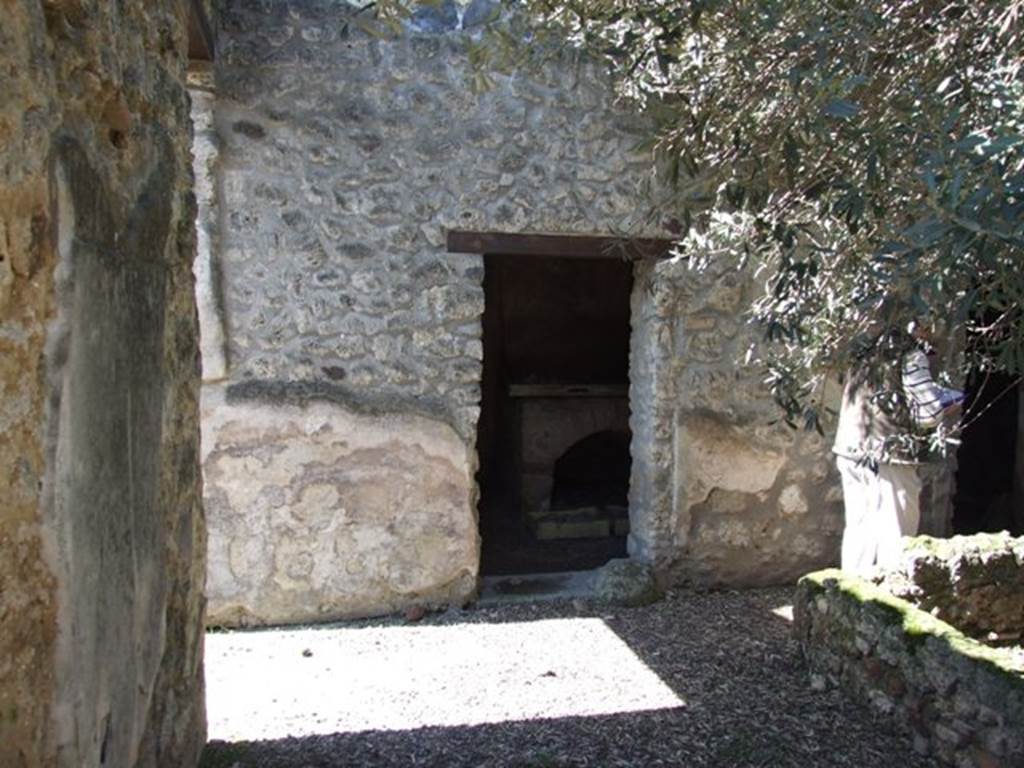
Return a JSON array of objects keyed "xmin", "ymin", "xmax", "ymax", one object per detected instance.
[{"xmin": 201, "ymin": 587, "xmax": 932, "ymax": 768}]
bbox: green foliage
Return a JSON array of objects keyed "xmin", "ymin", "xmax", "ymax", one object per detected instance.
[
  {"xmin": 506, "ymin": 0, "xmax": 1024, "ymax": 430},
  {"xmin": 365, "ymin": 0, "xmax": 1022, "ymax": 433}
]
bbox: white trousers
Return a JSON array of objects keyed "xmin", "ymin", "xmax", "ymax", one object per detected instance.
[{"xmin": 837, "ymin": 456, "xmax": 922, "ymax": 577}]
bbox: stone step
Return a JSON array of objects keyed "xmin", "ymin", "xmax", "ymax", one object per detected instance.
[{"xmin": 477, "ymin": 570, "xmax": 597, "ymax": 604}]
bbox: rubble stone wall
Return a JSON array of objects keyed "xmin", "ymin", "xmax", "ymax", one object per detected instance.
[
  {"xmin": 0, "ymin": 1, "xmax": 206, "ymax": 766},
  {"xmin": 878, "ymin": 533, "xmax": 1024, "ymax": 640},
  {"xmin": 202, "ymin": 0, "xmax": 844, "ymax": 624},
  {"xmin": 203, "ymin": 0, "xmax": 665, "ymax": 624},
  {"xmin": 212, "ymin": 0, "xmax": 659, "ymax": 441},
  {"xmin": 794, "ymin": 570, "xmax": 1024, "ymax": 767}
]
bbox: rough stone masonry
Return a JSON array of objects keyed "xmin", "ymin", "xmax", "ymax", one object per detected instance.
[
  {"xmin": 0, "ymin": 1, "xmax": 208, "ymax": 766},
  {"xmin": 795, "ymin": 564, "xmax": 1024, "ymax": 768},
  {"xmin": 198, "ymin": 0, "xmax": 845, "ymax": 626}
]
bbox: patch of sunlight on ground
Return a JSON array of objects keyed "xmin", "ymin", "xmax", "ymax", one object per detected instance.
[
  {"xmin": 772, "ymin": 604, "xmax": 794, "ymax": 622},
  {"xmin": 206, "ymin": 618, "xmax": 685, "ymax": 741}
]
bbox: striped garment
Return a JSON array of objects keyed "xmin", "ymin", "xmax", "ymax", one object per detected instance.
[
  {"xmin": 901, "ymin": 349, "xmax": 946, "ymax": 430},
  {"xmin": 832, "ymin": 348, "xmax": 952, "ymax": 464}
]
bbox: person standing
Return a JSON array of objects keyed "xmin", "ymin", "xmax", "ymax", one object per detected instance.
[{"xmin": 832, "ymin": 328, "xmax": 962, "ymax": 576}]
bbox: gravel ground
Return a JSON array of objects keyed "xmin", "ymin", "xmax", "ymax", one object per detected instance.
[{"xmin": 200, "ymin": 587, "xmax": 938, "ymax": 768}]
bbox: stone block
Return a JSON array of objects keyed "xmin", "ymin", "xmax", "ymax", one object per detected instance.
[
  {"xmin": 877, "ymin": 533, "xmax": 1024, "ymax": 639},
  {"xmin": 593, "ymin": 558, "xmax": 663, "ymax": 607}
]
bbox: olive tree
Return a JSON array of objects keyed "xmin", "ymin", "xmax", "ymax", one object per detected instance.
[
  {"xmin": 510, "ymin": 1, "xmax": 1023, "ymax": 434},
  {"xmin": 374, "ymin": 0, "xmax": 1022, "ymax": 440}
]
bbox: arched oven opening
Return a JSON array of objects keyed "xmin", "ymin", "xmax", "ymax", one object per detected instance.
[{"xmin": 549, "ymin": 430, "xmax": 631, "ymax": 529}]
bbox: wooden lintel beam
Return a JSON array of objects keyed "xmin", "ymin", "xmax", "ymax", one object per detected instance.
[{"xmin": 446, "ymin": 230, "xmax": 676, "ymax": 260}]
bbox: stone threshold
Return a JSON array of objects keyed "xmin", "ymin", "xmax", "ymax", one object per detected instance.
[{"xmin": 477, "ymin": 570, "xmax": 598, "ymax": 605}]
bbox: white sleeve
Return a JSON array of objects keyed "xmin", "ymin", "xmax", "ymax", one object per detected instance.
[{"xmin": 902, "ymin": 349, "xmax": 945, "ymax": 429}]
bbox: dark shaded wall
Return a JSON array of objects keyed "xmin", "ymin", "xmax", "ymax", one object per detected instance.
[
  {"xmin": 496, "ymin": 255, "xmax": 632, "ymax": 385},
  {"xmin": 0, "ymin": 2, "xmax": 207, "ymax": 766},
  {"xmin": 954, "ymin": 372, "xmax": 1022, "ymax": 535}
]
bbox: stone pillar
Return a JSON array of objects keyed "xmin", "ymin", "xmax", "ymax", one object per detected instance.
[
  {"xmin": 627, "ymin": 259, "xmax": 679, "ymax": 570},
  {"xmin": 0, "ymin": 2, "xmax": 207, "ymax": 766}
]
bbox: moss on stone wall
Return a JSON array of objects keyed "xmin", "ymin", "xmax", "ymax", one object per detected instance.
[
  {"xmin": 795, "ymin": 568, "xmax": 1024, "ymax": 766},
  {"xmin": 879, "ymin": 534, "xmax": 1024, "ymax": 639}
]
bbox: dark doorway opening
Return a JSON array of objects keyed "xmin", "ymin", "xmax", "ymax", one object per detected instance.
[
  {"xmin": 953, "ymin": 372, "xmax": 1023, "ymax": 536},
  {"xmin": 476, "ymin": 253, "xmax": 633, "ymax": 575}
]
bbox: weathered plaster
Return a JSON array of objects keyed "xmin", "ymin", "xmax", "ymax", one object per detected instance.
[
  {"xmin": 202, "ymin": 385, "xmax": 478, "ymax": 625},
  {"xmin": 190, "ymin": 67, "xmax": 229, "ymax": 382},
  {"xmin": 629, "ymin": 254, "xmax": 844, "ymax": 585}
]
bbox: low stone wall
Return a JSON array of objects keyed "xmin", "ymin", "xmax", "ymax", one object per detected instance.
[
  {"xmin": 877, "ymin": 533, "xmax": 1024, "ymax": 641},
  {"xmin": 794, "ymin": 570, "xmax": 1024, "ymax": 767}
]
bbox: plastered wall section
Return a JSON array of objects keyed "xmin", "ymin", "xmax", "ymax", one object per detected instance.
[
  {"xmin": 202, "ymin": 0, "xmax": 845, "ymax": 625},
  {"xmin": 202, "ymin": 388, "xmax": 479, "ymax": 624},
  {"xmin": 0, "ymin": 2, "xmax": 206, "ymax": 766},
  {"xmin": 202, "ymin": 0, "xmax": 667, "ymax": 624}
]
